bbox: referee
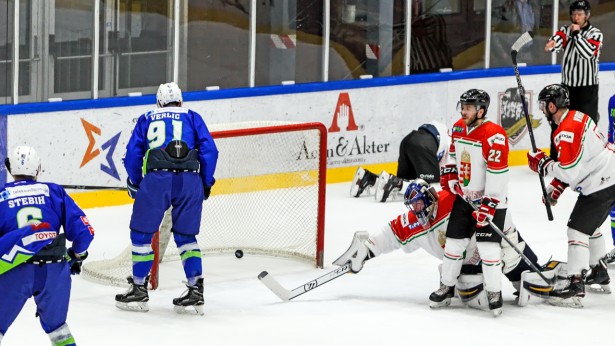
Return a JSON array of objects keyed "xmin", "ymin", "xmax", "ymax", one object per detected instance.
[{"xmin": 544, "ymin": 0, "xmax": 602, "ymax": 158}]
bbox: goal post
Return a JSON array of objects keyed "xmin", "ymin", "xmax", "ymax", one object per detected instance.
[{"xmin": 83, "ymin": 121, "xmax": 327, "ymax": 288}]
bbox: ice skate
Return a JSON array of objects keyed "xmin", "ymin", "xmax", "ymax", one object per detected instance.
[
  {"xmin": 173, "ymin": 278, "xmax": 205, "ymax": 316},
  {"xmin": 601, "ymin": 248, "xmax": 615, "ymax": 265},
  {"xmin": 115, "ymin": 276, "xmax": 149, "ymax": 312},
  {"xmin": 350, "ymin": 167, "xmax": 378, "ymax": 197},
  {"xmin": 487, "ymin": 291, "xmax": 503, "ymax": 317},
  {"xmin": 374, "ymin": 171, "xmax": 404, "ymax": 202},
  {"xmin": 549, "ymin": 274, "xmax": 584, "ymax": 308},
  {"xmin": 429, "ymin": 283, "xmax": 455, "ymax": 308},
  {"xmin": 585, "ymin": 259, "xmax": 611, "ymax": 294}
]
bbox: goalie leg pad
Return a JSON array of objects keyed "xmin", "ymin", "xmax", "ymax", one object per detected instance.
[
  {"xmin": 517, "ymin": 268, "xmax": 559, "ymax": 307},
  {"xmin": 332, "ymin": 231, "xmax": 372, "ymax": 273},
  {"xmin": 456, "ymin": 273, "xmax": 489, "ymax": 311}
]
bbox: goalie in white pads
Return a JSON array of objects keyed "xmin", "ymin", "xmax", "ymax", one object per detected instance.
[{"xmin": 335, "ymin": 179, "xmax": 541, "ymax": 312}]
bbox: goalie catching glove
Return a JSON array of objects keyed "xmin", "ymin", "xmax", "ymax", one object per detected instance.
[
  {"xmin": 472, "ymin": 197, "xmax": 499, "ymax": 228},
  {"xmin": 527, "ymin": 149, "xmax": 554, "ymax": 177},
  {"xmin": 543, "ymin": 178, "xmax": 567, "ymax": 206}
]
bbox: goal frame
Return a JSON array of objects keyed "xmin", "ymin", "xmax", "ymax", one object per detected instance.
[{"xmin": 147, "ymin": 122, "xmax": 327, "ymax": 289}]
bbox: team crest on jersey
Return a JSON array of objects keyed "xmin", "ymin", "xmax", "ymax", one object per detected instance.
[
  {"xmin": 497, "ymin": 88, "xmax": 541, "ymax": 144},
  {"xmin": 460, "ymin": 149, "xmax": 471, "ymax": 186},
  {"xmin": 453, "ymin": 126, "xmax": 464, "ymax": 133}
]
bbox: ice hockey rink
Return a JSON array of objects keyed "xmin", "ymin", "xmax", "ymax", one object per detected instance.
[{"xmin": 4, "ymin": 166, "xmax": 614, "ymax": 345}]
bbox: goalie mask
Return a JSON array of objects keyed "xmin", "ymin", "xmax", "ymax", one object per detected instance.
[
  {"xmin": 156, "ymin": 82, "xmax": 183, "ymax": 108},
  {"xmin": 5, "ymin": 146, "xmax": 41, "ymax": 179},
  {"xmin": 404, "ymin": 179, "xmax": 438, "ymax": 227}
]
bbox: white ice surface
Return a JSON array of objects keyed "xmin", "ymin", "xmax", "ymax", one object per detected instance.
[{"xmin": 4, "ymin": 166, "xmax": 614, "ymax": 345}]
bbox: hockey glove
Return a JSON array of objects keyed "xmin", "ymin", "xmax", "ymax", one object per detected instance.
[
  {"xmin": 472, "ymin": 197, "xmax": 500, "ymax": 228},
  {"xmin": 66, "ymin": 248, "xmax": 88, "ymax": 275},
  {"xmin": 527, "ymin": 150, "xmax": 554, "ymax": 177},
  {"xmin": 543, "ymin": 178, "xmax": 568, "ymax": 206},
  {"xmin": 127, "ymin": 178, "xmax": 139, "ymax": 199},
  {"xmin": 440, "ymin": 164, "xmax": 462, "ymax": 195}
]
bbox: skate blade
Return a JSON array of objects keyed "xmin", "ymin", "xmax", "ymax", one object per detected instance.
[
  {"xmin": 173, "ymin": 304, "xmax": 204, "ymax": 316},
  {"xmin": 429, "ymin": 299, "xmax": 451, "ymax": 309},
  {"xmin": 586, "ymin": 283, "xmax": 611, "ymax": 294},
  {"xmin": 548, "ymin": 296, "xmax": 584, "ymax": 308},
  {"xmin": 490, "ymin": 308, "xmax": 503, "ymax": 317},
  {"xmin": 115, "ymin": 301, "xmax": 149, "ymax": 312},
  {"xmin": 350, "ymin": 168, "xmax": 365, "ymax": 197}
]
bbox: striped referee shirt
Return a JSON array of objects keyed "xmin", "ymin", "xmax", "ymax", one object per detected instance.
[{"xmin": 549, "ymin": 22, "xmax": 602, "ymax": 87}]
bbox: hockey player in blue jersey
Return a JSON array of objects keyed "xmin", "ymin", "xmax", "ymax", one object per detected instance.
[
  {"xmin": 0, "ymin": 146, "xmax": 95, "ymax": 346},
  {"xmin": 603, "ymin": 94, "xmax": 615, "ymax": 264},
  {"xmin": 115, "ymin": 82, "xmax": 218, "ymax": 315}
]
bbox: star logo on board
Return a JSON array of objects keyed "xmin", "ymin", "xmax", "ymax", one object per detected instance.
[{"xmin": 80, "ymin": 118, "xmax": 121, "ymax": 180}]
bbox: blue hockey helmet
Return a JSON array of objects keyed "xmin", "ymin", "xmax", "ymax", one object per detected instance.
[{"xmin": 404, "ymin": 179, "xmax": 439, "ymax": 227}]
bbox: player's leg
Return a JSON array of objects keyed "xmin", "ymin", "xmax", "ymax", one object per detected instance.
[
  {"xmin": 114, "ymin": 230, "xmax": 153, "ymax": 311},
  {"xmin": 430, "ymin": 197, "xmax": 473, "ymax": 308},
  {"xmin": 169, "ymin": 173, "xmax": 205, "ymax": 315},
  {"xmin": 604, "ymin": 206, "xmax": 615, "ymax": 263},
  {"xmin": 475, "ymin": 209, "xmax": 506, "ymax": 316},
  {"xmin": 0, "ymin": 265, "xmax": 34, "ymax": 337},
  {"xmin": 33, "ymin": 263, "xmax": 76, "ymax": 346},
  {"xmin": 586, "ymin": 230, "xmax": 610, "ymax": 293}
]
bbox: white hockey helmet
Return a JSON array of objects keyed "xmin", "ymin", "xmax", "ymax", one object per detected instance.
[
  {"xmin": 5, "ymin": 146, "xmax": 41, "ymax": 178},
  {"xmin": 156, "ymin": 82, "xmax": 183, "ymax": 108}
]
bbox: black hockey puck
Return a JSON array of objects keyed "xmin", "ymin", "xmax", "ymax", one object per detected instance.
[{"xmin": 235, "ymin": 249, "xmax": 244, "ymax": 259}]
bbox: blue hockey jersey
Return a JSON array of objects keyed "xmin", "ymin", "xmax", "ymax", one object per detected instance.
[
  {"xmin": 0, "ymin": 180, "xmax": 94, "ymax": 252},
  {"xmin": 0, "ymin": 180, "xmax": 94, "ymax": 271},
  {"xmin": 124, "ymin": 106, "xmax": 218, "ymax": 187}
]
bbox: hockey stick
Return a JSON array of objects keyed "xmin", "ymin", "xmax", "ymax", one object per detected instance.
[
  {"xmin": 258, "ymin": 263, "xmax": 351, "ymax": 301},
  {"xmin": 61, "ymin": 184, "xmax": 127, "ymax": 191},
  {"xmin": 461, "ymin": 195, "xmax": 553, "ymax": 287},
  {"xmin": 511, "ymin": 32, "xmax": 553, "ymax": 222}
]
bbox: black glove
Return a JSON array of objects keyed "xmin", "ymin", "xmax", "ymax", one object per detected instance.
[
  {"xmin": 127, "ymin": 177, "xmax": 139, "ymax": 199},
  {"xmin": 67, "ymin": 248, "xmax": 88, "ymax": 275},
  {"xmin": 204, "ymin": 186, "xmax": 212, "ymax": 200}
]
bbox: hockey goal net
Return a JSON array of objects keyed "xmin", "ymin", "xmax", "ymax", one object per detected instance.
[{"xmin": 82, "ymin": 121, "xmax": 327, "ymax": 288}]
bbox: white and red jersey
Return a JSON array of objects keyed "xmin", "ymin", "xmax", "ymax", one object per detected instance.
[
  {"xmin": 366, "ymin": 190, "xmax": 519, "ymax": 266},
  {"xmin": 446, "ymin": 118, "xmax": 509, "ymax": 207},
  {"xmin": 549, "ymin": 110, "xmax": 615, "ymax": 195}
]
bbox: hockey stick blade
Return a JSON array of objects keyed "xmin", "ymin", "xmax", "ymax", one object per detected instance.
[
  {"xmin": 258, "ymin": 263, "xmax": 352, "ymax": 301},
  {"xmin": 511, "ymin": 31, "xmax": 533, "ymax": 54},
  {"xmin": 258, "ymin": 271, "xmax": 291, "ymax": 301}
]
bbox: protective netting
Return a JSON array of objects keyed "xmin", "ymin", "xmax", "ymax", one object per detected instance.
[{"xmin": 82, "ymin": 121, "xmax": 326, "ymax": 287}]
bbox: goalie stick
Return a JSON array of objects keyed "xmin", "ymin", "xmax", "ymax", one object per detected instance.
[
  {"xmin": 461, "ymin": 194, "xmax": 554, "ymax": 287},
  {"xmin": 258, "ymin": 263, "xmax": 351, "ymax": 301},
  {"xmin": 510, "ymin": 31, "xmax": 554, "ymax": 221}
]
